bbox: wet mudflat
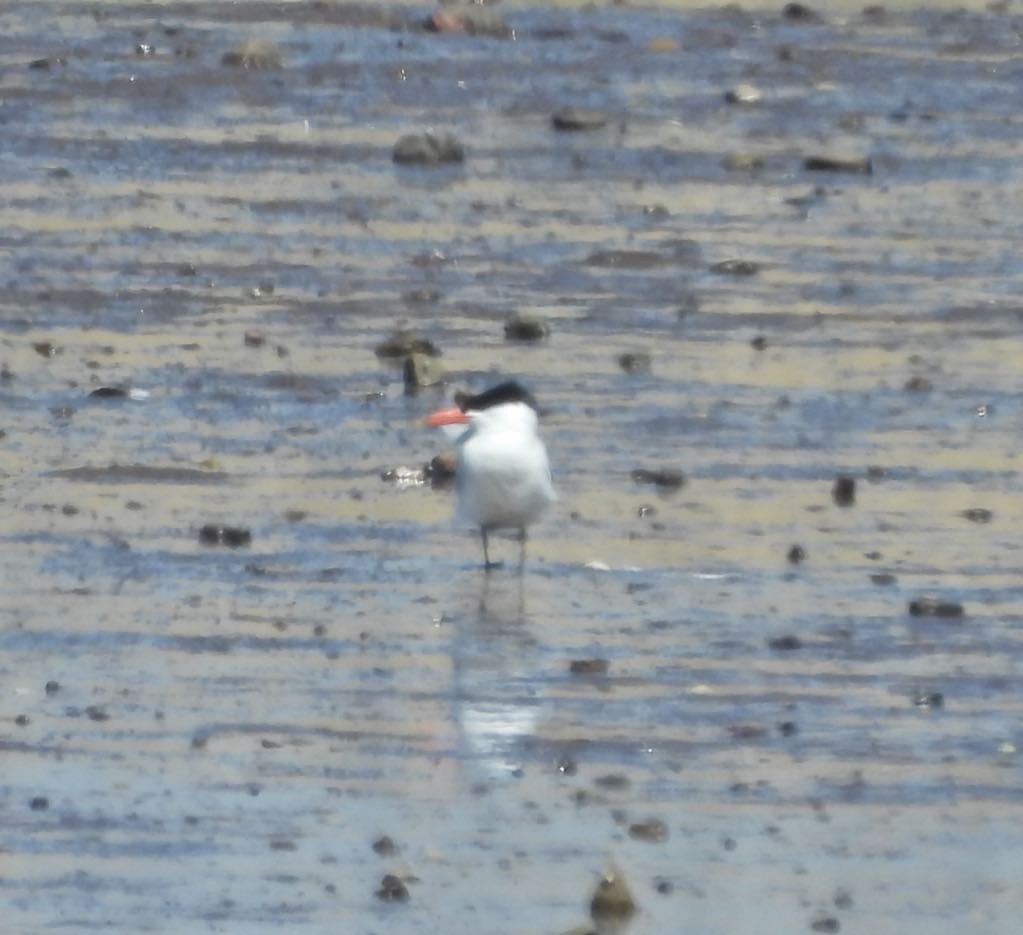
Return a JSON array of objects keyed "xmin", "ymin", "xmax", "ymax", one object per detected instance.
[{"xmin": 2, "ymin": 1, "xmax": 1023, "ymax": 932}]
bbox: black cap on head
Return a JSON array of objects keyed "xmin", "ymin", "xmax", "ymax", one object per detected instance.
[{"xmin": 455, "ymin": 381, "xmax": 538, "ymax": 413}]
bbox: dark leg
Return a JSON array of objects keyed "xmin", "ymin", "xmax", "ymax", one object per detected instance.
[
  {"xmin": 517, "ymin": 527, "xmax": 527, "ymax": 572},
  {"xmin": 481, "ymin": 526, "xmax": 502, "ymax": 572}
]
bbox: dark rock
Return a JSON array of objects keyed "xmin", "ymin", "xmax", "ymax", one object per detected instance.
[
  {"xmin": 913, "ymin": 691, "xmax": 943, "ymax": 708},
  {"xmin": 30, "ymin": 796, "xmax": 49, "ymax": 811},
  {"xmin": 570, "ymin": 659, "xmax": 609, "ymax": 676},
  {"xmin": 48, "ymin": 166, "xmax": 73, "ymax": 180},
  {"xmin": 594, "ymin": 773, "xmax": 629, "ymax": 790},
  {"xmin": 628, "ymin": 819, "xmax": 668, "ymax": 843},
  {"xmin": 221, "ymin": 40, "xmax": 283, "ymax": 69},
  {"xmin": 810, "ymin": 916, "xmax": 841, "ymax": 933},
  {"xmin": 768, "ymin": 635, "xmax": 802, "ymax": 651},
  {"xmin": 908, "ymin": 597, "xmax": 964, "ymax": 618},
  {"xmin": 425, "ymin": 452, "xmax": 457, "ymax": 488},
  {"xmin": 727, "ymin": 724, "xmax": 769, "ymax": 740},
  {"xmin": 833, "ymin": 887, "xmax": 854, "ymax": 909},
  {"xmin": 199, "ymin": 524, "xmax": 252, "ymax": 548},
  {"xmin": 631, "ymin": 468, "xmax": 685, "ymax": 490},
  {"xmin": 269, "ymin": 839, "xmax": 296, "ymax": 851},
  {"xmin": 778, "ymin": 721, "xmax": 798, "ymax": 736},
  {"xmin": 504, "ymin": 313, "xmax": 549, "ymax": 342},
  {"xmin": 403, "ymin": 352, "xmax": 446, "ymax": 394},
  {"xmin": 552, "ymin": 107, "xmax": 609, "ymax": 131},
  {"xmin": 393, "ymin": 132, "xmax": 465, "ymax": 165},
  {"xmin": 372, "ymin": 835, "xmax": 396, "ymax": 856},
  {"xmin": 804, "ymin": 155, "xmax": 872, "ymax": 175},
  {"xmin": 33, "ymin": 341, "xmax": 59, "ymax": 357},
  {"xmin": 612, "ymin": 353, "xmax": 650, "ymax": 377},
  {"xmin": 655, "ymin": 879, "xmax": 674, "ymax": 895},
  {"xmin": 15, "ymin": 714, "xmax": 29, "ymax": 726},
  {"xmin": 244, "ymin": 329, "xmax": 266, "ymax": 347},
  {"xmin": 29, "ymin": 57, "xmax": 66, "ymax": 70},
  {"xmin": 590, "ymin": 868, "xmax": 637, "ymax": 919},
  {"xmin": 787, "ymin": 544, "xmax": 806, "ymax": 564},
  {"xmin": 376, "ymin": 873, "xmax": 409, "ymax": 902},
  {"xmin": 751, "ymin": 335, "xmax": 768, "ymax": 351},
  {"xmin": 832, "ymin": 476, "xmax": 856, "ymax": 506},
  {"xmin": 84, "ymin": 705, "xmax": 109, "ymax": 722},
  {"xmin": 89, "ymin": 386, "xmax": 128, "ymax": 398},
  {"xmin": 783, "ymin": 2, "xmax": 820, "ymax": 20},
  {"xmin": 869, "ymin": 573, "xmax": 897, "ymax": 586},
  {"xmin": 585, "ymin": 248, "xmax": 663, "ymax": 269},
  {"xmin": 45, "ymin": 680, "xmax": 60, "ymax": 695},
  {"xmin": 712, "ymin": 259, "xmax": 760, "ymax": 276},
  {"xmin": 904, "ymin": 375, "xmax": 932, "ymax": 392},
  {"xmin": 962, "ymin": 508, "xmax": 992, "ymax": 524},
  {"xmin": 375, "ymin": 330, "xmax": 440, "ymax": 358}
]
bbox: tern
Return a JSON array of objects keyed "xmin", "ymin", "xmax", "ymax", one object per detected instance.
[{"xmin": 427, "ymin": 381, "xmax": 556, "ymax": 570}]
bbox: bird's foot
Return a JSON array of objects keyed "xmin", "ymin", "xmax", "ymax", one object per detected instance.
[{"xmin": 483, "ymin": 560, "xmax": 505, "ymax": 573}]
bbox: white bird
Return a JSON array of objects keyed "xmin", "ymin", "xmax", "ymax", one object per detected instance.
[{"xmin": 427, "ymin": 381, "xmax": 556, "ymax": 570}]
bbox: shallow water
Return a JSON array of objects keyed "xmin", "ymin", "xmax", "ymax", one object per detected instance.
[{"xmin": 2, "ymin": 1, "xmax": 1022, "ymax": 932}]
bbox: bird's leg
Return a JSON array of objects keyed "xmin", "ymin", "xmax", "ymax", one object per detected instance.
[
  {"xmin": 517, "ymin": 527, "xmax": 527, "ymax": 572},
  {"xmin": 481, "ymin": 526, "xmax": 502, "ymax": 572}
]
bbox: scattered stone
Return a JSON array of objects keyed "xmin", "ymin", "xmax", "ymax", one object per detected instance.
[
  {"xmin": 32, "ymin": 341, "xmax": 59, "ymax": 358},
  {"xmin": 783, "ymin": 2, "xmax": 820, "ymax": 20},
  {"xmin": 199, "ymin": 524, "xmax": 252, "ymax": 548},
  {"xmin": 15, "ymin": 714, "xmax": 29, "ymax": 726},
  {"xmin": 724, "ymin": 152, "xmax": 765, "ymax": 172},
  {"xmin": 585, "ymin": 248, "xmax": 663, "ymax": 269},
  {"xmin": 655, "ymin": 879, "xmax": 674, "ymax": 894},
  {"xmin": 913, "ymin": 690, "xmax": 944, "ymax": 708},
  {"xmin": 833, "ymin": 887, "xmax": 854, "ymax": 909},
  {"xmin": 403, "ymin": 352, "xmax": 446, "ymax": 394},
  {"xmin": 617, "ymin": 352, "xmax": 652, "ymax": 374},
  {"xmin": 61, "ymin": 504, "xmax": 78, "ymax": 516},
  {"xmin": 590, "ymin": 868, "xmax": 637, "ymax": 920},
  {"xmin": 374, "ymin": 330, "xmax": 440, "ymax": 359},
  {"xmin": 832, "ymin": 476, "xmax": 856, "ymax": 506},
  {"xmin": 711, "ymin": 259, "xmax": 760, "ymax": 276},
  {"xmin": 269, "ymin": 839, "xmax": 296, "ymax": 851},
  {"xmin": 372, "ymin": 835, "xmax": 396, "ymax": 856},
  {"xmin": 908, "ymin": 597, "xmax": 964, "ymax": 618},
  {"xmin": 30, "ymin": 796, "xmax": 49, "ymax": 811},
  {"xmin": 29, "ymin": 57, "xmax": 67, "ymax": 70},
  {"xmin": 425, "ymin": 452, "xmax": 457, "ymax": 488},
  {"xmin": 551, "ymin": 107, "xmax": 609, "ymax": 131},
  {"xmin": 177, "ymin": 262, "xmax": 197, "ymax": 277},
  {"xmin": 88, "ymin": 386, "xmax": 128, "ymax": 398},
  {"xmin": 84, "ymin": 705, "xmax": 109, "ymax": 722},
  {"xmin": 504, "ymin": 313, "xmax": 549, "ymax": 342},
  {"xmin": 425, "ymin": 7, "xmax": 510, "ymax": 38},
  {"xmin": 221, "ymin": 40, "xmax": 283, "ymax": 69},
  {"xmin": 787, "ymin": 544, "xmax": 806, "ymax": 564},
  {"xmin": 594, "ymin": 773, "xmax": 630, "ymax": 790},
  {"xmin": 631, "ymin": 468, "xmax": 685, "ymax": 490},
  {"xmin": 869, "ymin": 573, "xmax": 897, "ymax": 586},
  {"xmin": 768, "ymin": 635, "xmax": 802, "ymax": 650},
  {"xmin": 962, "ymin": 508, "xmax": 992, "ymax": 524},
  {"xmin": 49, "ymin": 166, "xmax": 73, "ymax": 180},
  {"xmin": 392, "ymin": 132, "xmax": 465, "ymax": 165},
  {"xmin": 751, "ymin": 335, "xmax": 768, "ymax": 351},
  {"xmin": 904, "ymin": 375, "xmax": 932, "ymax": 392},
  {"xmin": 628, "ymin": 819, "xmax": 668, "ymax": 843},
  {"xmin": 376, "ymin": 873, "xmax": 409, "ymax": 902},
  {"xmin": 810, "ymin": 915, "xmax": 840, "ymax": 933},
  {"xmin": 727, "ymin": 724, "xmax": 769, "ymax": 740},
  {"xmin": 725, "ymin": 83, "xmax": 762, "ymax": 104},
  {"xmin": 570, "ymin": 659, "xmax": 609, "ymax": 676},
  {"xmin": 45, "ymin": 680, "xmax": 60, "ymax": 695},
  {"xmin": 244, "ymin": 329, "xmax": 266, "ymax": 347},
  {"xmin": 778, "ymin": 721, "xmax": 799, "ymax": 736},
  {"xmin": 804, "ymin": 155, "xmax": 872, "ymax": 175}
]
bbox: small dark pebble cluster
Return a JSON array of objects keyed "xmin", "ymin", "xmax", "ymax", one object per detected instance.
[
  {"xmin": 908, "ymin": 597, "xmax": 964, "ymax": 618},
  {"xmin": 832, "ymin": 476, "xmax": 856, "ymax": 506},
  {"xmin": 376, "ymin": 873, "xmax": 409, "ymax": 902},
  {"xmin": 569, "ymin": 658, "xmax": 609, "ymax": 676},
  {"xmin": 631, "ymin": 467, "xmax": 685, "ymax": 490},
  {"xmin": 392, "ymin": 132, "xmax": 465, "ymax": 166},
  {"xmin": 504, "ymin": 313, "xmax": 550, "ymax": 342},
  {"xmin": 199, "ymin": 524, "xmax": 252, "ymax": 547}
]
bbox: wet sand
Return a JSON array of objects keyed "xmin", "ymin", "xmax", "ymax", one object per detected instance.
[{"xmin": 2, "ymin": 2, "xmax": 1022, "ymax": 932}]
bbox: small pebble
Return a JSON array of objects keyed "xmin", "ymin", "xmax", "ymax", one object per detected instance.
[
  {"xmin": 787, "ymin": 544, "xmax": 806, "ymax": 564},
  {"xmin": 372, "ymin": 835, "xmax": 396, "ymax": 856},
  {"xmin": 832, "ymin": 476, "xmax": 856, "ymax": 506},
  {"xmin": 570, "ymin": 659, "xmax": 609, "ymax": 676},
  {"xmin": 628, "ymin": 819, "xmax": 668, "ymax": 843},
  {"xmin": 908, "ymin": 597, "xmax": 964, "ymax": 618},
  {"xmin": 376, "ymin": 873, "xmax": 409, "ymax": 902}
]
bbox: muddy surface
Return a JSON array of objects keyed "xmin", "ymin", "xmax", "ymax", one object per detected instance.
[{"xmin": 2, "ymin": 1, "xmax": 1022, "ymax": 932}]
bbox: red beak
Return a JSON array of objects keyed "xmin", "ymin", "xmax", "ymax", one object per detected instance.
[{"xmin": 426, "ymin": 406, "xmax": 468, "ymax": 427}]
